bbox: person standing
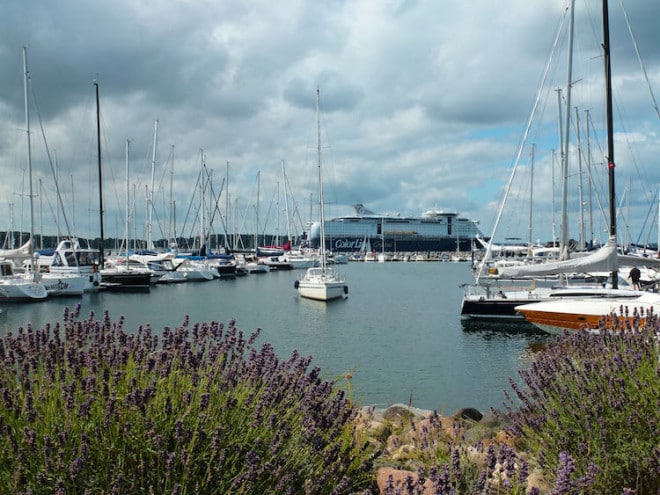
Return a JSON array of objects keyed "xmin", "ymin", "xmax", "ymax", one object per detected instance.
[{"xmin": 629, "ymin": 267, "xmax": 641, "ymax": 290}]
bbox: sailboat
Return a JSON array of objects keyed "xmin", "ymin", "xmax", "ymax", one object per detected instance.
[
  {"xmin": 2, "ymin": 47, "xmax": 65, "ymax": 301},
  {"xmin": 459, "ymin": 0, "xmax": 657, "ymax": 320},
  {"xmin": 515, "ymin": 0, "xmax": 660, "ymax": 333},
  {"xmin": 295, "ymin": 89, "xmax": 348, "ymax": 301},
  {"xmin": 93, "ymin": 83, "xmax": 151, "ymax": 291}
]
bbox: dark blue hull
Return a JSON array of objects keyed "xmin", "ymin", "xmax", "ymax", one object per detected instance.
[{"xmin": 314, "ymin": 236, "xmax": 478, "ymax": 253}]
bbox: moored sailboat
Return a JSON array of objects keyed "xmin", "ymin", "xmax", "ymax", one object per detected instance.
[
  {"xmin": 295, "ymin": 89, "xmax": 348, "ymax": 301},
  {"xmin": 0, "ymin": 47, "xmax": 49, "ymax": 302},
  {"xmin": 93, "ymin": 84, "xmax": 151, "ymax": 291}
]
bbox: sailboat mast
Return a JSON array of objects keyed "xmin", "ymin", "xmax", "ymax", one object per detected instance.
[
  {"xmin": 225, "ymin": 161, "xmax": 230, "ymax": 249},
  {"xmin": 95, "ymin": 82, "xmax": 105, "ymax": 267},
  {"xmin": 575, "ymin": 107, "xmax": 586, "ymax": 250},
  {"xmin": 560, "ymin": 0, "xmax": 576, "ymax": 259},
  {"xmin": 22, "ymin": 46, "xmax": 37, "ymax": 280},
  {"xmin": 602, "ymin": 0, "xmax": 617, "ymax": 287},
  {"xmin": 148, "ymin": 119, "xmax": 158, "ymax": 249},
  {"xmin": 316, "ymin": 88, "xmax": 327, "ymax": 272},
  {"xmin": 527, "ymin": 144, "xmax": 535, "ymax": 251},
  {"xmin": 282, "ymin": 160, "xmax": 291, "ymax": 244},
  {"xmin": 169, "ymin": 145, "xmax": 175, "ymax": 249},
  {"xmin": 125, "ymin": 140, "xmax": 130, "ymax": 259}
]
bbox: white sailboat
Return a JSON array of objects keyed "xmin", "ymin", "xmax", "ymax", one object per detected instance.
[
  {"xmin": 295, "ymin": 89, "xmax": 348, "ymax": 301},
  {"xmin": 1, "ymin": 47, "xmax": 49, "ymax": 301}
]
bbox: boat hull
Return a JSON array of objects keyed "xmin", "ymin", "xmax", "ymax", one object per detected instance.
[
  {"xmin": 101, "ymin": 271, "xmax": 152, "ymax": 291},
  {"xmin": 516, "ymin": 293, "xmax": 660, "ymax": 334},
  {"xmin": 295, "ymin": 267, "xmax": 348, "ymax": 301},
  {"xmin": 0, "ymin": 279, "xmax": 48, "ymax": 301},
  {"xmin": 42, "ymin": 274, "xmax": 89, "ymax": 296},
  {"xmin": 460, "ymin": 297, "xmax": 527, "ymax": 319},
  {"xmin": 297, "ymin": 280, "xmax": 348, "ymax": 301}
]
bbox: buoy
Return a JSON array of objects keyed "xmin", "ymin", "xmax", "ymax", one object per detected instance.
[
  {"xmin": 293, "ymin": 280, "xmax": 299, "ymax": 289},
  {"xmin": 343, "ymin": 285, "xmax": 348, "ymax": 294}
]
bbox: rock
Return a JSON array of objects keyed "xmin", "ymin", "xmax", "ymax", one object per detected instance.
[
  {"xmin": 390, "ymin": 444, "xmax": 416, "ymax": 461},
  {"xmin": 454, "ymin": 407, "xmax": 483, "ymax": 422},
  {"xmin": 383, "ymin": 404, "xmax": 415, "ymax": 423},
  {"xmin": 376, "ymin": 467, "xmax": 434, "ymax": 495},
  {"xmin": 480, "ymin": 409, "xmax": 509, "ymax": 429},
  {"xmin": 496, "ymin": 429, "xmax": 516, "ymax": 446},
  {"xmin": 367, "ymin": 420, "xmax": 391, "ymax": 442}
]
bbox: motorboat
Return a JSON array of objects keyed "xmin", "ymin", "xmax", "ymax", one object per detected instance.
[{"xmin": 515, "ymin": 290, "xmax": 657, "ymax": 334}]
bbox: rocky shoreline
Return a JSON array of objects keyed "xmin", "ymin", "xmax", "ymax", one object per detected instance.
[{"xmin": 356, "ymin": 403, "xmax": 550, "ymax": 494}]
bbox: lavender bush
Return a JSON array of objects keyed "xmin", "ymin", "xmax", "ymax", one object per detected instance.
[
  {"xmin": 381, "ymin": 443, "xmax": 533, "ymax": 494},
  {"xmin": 0, "ymin": 305, "xmax": 375, "ymax": 494},
  {"xmin": 505, "ymin": 313, "xmax": 660, "ymax": 494}
]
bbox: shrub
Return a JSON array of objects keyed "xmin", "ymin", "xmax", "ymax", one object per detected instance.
[
  {"xmin": 505, "ymin": 313, "xmax": 660, "ymax": 494},
  {"xmin": 0, "ymin": 305, "xmax": 375, "ymax": 494}
]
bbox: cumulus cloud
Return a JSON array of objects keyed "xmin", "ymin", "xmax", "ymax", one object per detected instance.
[{"xmin": 1, "ymin": 0, "xmax": 659, "ymax": 245}]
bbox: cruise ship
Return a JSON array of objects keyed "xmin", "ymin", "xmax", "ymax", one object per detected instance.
[{"xmin": 309, "ymin": 204, "xmax": 484, "ymax": 253}]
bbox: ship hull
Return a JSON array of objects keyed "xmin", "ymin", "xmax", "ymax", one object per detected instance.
[{"xmin": 315, "ymin": 236, "xmax": 477, "ymax": 253}]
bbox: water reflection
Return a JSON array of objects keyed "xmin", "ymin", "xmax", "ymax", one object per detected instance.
[{"xmin": 460, "ymin": 317, "xmax": 548, "ymax": 337}]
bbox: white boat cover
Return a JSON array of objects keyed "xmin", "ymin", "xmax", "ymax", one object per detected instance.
[
  {"xmin": 497, "ymin": 236, "xmax": 618, "ymax": 278},
  {"xmin": 0, "ymin": 238, "xmax": 32, "ymax": 259}
]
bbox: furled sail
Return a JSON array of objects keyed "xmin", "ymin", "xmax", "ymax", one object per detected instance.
[{"xmin": 497, "ymin": 236, "xmax": 618, "ymax": 278}]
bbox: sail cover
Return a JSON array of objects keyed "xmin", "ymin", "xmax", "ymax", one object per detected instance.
[{"xmin": 497, "ymin": 236, "xmax": 618, "ymax": 278}]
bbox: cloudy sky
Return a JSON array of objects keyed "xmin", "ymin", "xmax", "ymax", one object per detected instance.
[{"xmin": 1, "ymin": 0, "xmax": 659, "ymax": 248}]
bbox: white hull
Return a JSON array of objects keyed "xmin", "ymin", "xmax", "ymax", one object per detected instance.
[
  {"xmin": 515, "ymin": 290, "xmax": 657, "ymax": 334},
  {"xmin": 282, "ymin": 255, "xmax": 318, "ymax": 269},
  {"xmin": 158, "ymin": 271, "xmax": 188, "ymax": 283},
  {"xmin": 0, "ymin": 278, "xmax": 48, "ymax": 301},
  {"xmin": 244, "ymin": 262, "xmax": 270, "ymax": 273},
  {"xmin": 296, "ymin": 267, "xmax": 348, "ymax": 301},
  {"xmin": 41, "ymin": 273, "xmax": 90, "ymax": 296}
]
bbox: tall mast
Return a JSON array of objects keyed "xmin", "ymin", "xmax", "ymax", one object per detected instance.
[
  {"xmin": 316, "ymin": 88, "xmax": 327, "ymax": 272},
  {"xmin": 255, "ymin": 170, "xmax": 260, "ymax": 249},
  {"xmin": 282, "ymin": 160, "xmax": 291, "ymax": 244},
  {"xmin": 585, "ymin": 109, "xmax": 594, "ymax": 246},
  {"xmin": 22, "ymin": 46, "xmax": 37, "ymax": 280},
  {"xmin": 148, "ymin": 119, "xmax": 158, "ymax": 249},
  {"xmin": 602, "ymin": 0, "xmax": 617, "ymax": 286},
  {"xmin": 169, "ymin": 145, "xmax": 175, "ymax": 249},
  {"xmin": 225, "ymin": 161, "xmax": 230, "ymax": 249},
  {"xmin": 125, "ymin": 140, "xmax": 130, "ymax": 259},
  {"xmin": 560, "ymin": 0, "xmax": 576, "ymax": 259},
  {"xmin": 95, "ymin": 81, "xmax": 105, "ymax": 267},
  {"xmin": 200, "ymin": 149, "xmax": 206, "ymax": 250},
  {"xmin": 527, "ymin": 144, "xmax": 535, "ymax": 251},
  {"xmin": 575, "ymin": 107, "xmax": 585, "ymax": 250}
]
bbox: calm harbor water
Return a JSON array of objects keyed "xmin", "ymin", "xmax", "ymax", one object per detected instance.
[{"xmin": 0, "ymin": 262, "xmax": 549, "ymax": 413}]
